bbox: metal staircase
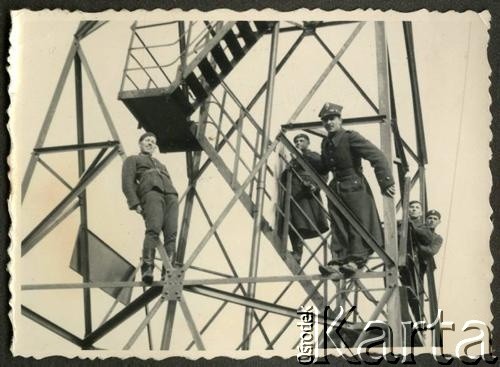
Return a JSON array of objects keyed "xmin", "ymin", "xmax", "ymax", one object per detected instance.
[{"xmin": 118, "ymin": 21, "xmax": 274, "ymax": 152}]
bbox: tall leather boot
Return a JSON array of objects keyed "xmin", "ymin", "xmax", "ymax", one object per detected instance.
[
  {"xmin": 291, "ymin": 239, "xmax": 304, "ymax": 265},
  {"xmin": 141, "ymin": 248, "xmax": 155, "ymax": 285}
]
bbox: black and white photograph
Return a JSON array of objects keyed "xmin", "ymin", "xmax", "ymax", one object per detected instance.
[{"xmin": 7, "ymin": 9, "xmax": 492, "ymax": 360}]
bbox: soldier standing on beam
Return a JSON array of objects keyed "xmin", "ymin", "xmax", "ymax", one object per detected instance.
[
  {"xmin": 317, "ymin": 103, "xmax": 396, "ymax": 277},
  {"xmin": 121, "ymin": 132, "xmax": 179, "ymax": 285}
]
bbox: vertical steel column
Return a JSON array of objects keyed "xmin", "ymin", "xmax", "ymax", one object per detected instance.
[
  {"xmin": 375, "ymin": 22, "xmax": 402, "ymax": 346},
  {"xmin": 159, "ymin": 22, "xmax": 204, "ymax": 351},
  {"xmin": 404, "ymin": 21, "xmax": 429, "ymax": 215},
  {"xmin": 74, "ymin": 48, "xmax": 92, "ymax": 337},
  {"xmin": 403, "ymin": 21, "xmax": 427, "ymax": 165},
  {"xmin": 241, "ymin": 22, "xmax": 279, "ymax": 350},
  {"xmin": 178, "ymin": 21, "xmax": 188, "ymax": 98}
]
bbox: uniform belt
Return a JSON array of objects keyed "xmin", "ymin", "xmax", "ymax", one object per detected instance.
[
  {"xmin": 139, "ymin": 168, "xmax": 164, "ymax": 184},
  {"xmin": 333, "ymin": 167, "xmax": 361, "ymax": 180}
]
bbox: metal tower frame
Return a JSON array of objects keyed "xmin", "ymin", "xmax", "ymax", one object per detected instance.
[{"xmin": 20, "ymin": 20, "xmax": 440, "ymax": 351}]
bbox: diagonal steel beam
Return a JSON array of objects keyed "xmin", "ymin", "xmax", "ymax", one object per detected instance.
[
  {"xmin": 235, "ymin": 238, "xmax": 326, "ymax": 350},
  {"xmin": 179, "ymin": 296, "xmax": 205, "ymax": 350},
  {"xmin": 22, "ymin": 305, "xmax": 90, "ymax": 349},
  {"xmin": 22, "ymin": 146, "xmax": 120, "ymax": 256},
  {"xmin": 353, "ymin": 287, "xmax": 394, "ymax": 347},
  {"xmin": 288, "ymin": 22, "xmax": 366, "ymax": 123},
  {"xmin": 123, "ymin": 296, "xmax": 164, "ymax": 350},
  {"xmin": 184, "ymin": 285, "xmax": 336, "ymax": 324},
  {"xmin": 77, "ymin": 47, "xmax": 126, "ymax": 158},
  {"xmin": 79, "ymin": 21, "xmax": 108, "ymax": 40},
  {"xmin": 193, "ymin": 191, "xmax": 273, "ymax": 346},
  {"xmin": 313, "ymin": 31, "xmax": 379, "ymax": 113},
  {"xmin": 185, "ymin": 285, "xmax": 239, "ymax": 351},
  {"xmin": 36, "ymin": 156, "xmax": 73, "ymax": 190},
  {"xmin": 183, "ymin": 135, "xmax": 279, "ymax": 268},
  {"xmin": 27, "ymin": 201, "xmax": 80, "ymax": 249},
  {"xmin": 82, "ymin": 285, "xmax": 162, "ymax": 348},
  {"xmin": 193, "ymin": 134, "xmax": 327, "ymax": 309},
  {"xmin": 22, "ymin": 40, "xmax": 79, "ymax": 202}
]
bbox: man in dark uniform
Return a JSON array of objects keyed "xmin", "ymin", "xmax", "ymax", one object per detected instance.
[
  {"xmin": 122, "ymin": 132, "xmax": 179, "ymax": 285},
  {"xmin": 317, "ymin": 103, "xmax": 395, "ymax": 277},
  {"xmin": 400, "ymin": 199, "xmax": 426, "ymax": 320},
  {"xmin": 277, "ymin": 133, "xmax": 329, "ymax": 264},
  {"xmin": 413, "ymin": 209, "xmax": 443, "ymax": 277}
]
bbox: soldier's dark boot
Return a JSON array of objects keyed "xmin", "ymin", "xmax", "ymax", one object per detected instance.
[
  {"xmin": 141, "ymin": 248, "xmax": 155, "ymax": 285},
  {"xmin": 340, "ymin": 258, "xmax": 366, "ymax": 278},
  {"xmin": 290, "ymin": 241, "xmax": 304, "ymax": 265}
]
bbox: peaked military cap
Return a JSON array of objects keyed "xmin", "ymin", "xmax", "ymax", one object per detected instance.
[
  {"xmin": 426, "ymin": 209, "xmax": 441, "ymax": 219},
  {"xmin": 293, "ymin": 133, "xmax": 310, "ymax": 143},
  {"xmin": 319, "ymin": 102, "xmax": 343, "ymax": 119}
]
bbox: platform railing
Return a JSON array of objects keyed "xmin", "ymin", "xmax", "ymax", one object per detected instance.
[{"xmin": 119, "ymin": 21, "xmax": 218, "ymax": 92}]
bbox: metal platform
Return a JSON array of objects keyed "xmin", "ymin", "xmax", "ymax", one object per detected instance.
[{"xmin": 118, "ymin": 21, "xmax": 274, "ymax": 152}]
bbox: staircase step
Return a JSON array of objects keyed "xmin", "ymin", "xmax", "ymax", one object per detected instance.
[
  {"xmin": 210, "ymin": 44, "xmax": 233, "ymax": 75},
  {"xmin": 198, "ymin": 58, "xmax": 221, "ymax": 89},
  {"xmin": 185, "ymin": 73, "xmax": 209, "ymax": 101},
  {"xmin": 223, "ymin": 30, "xmax": 245, "ymax": 60},
  {"xmin": 236, "ymin": 21, "xmax": 258, "ymax": 46}
]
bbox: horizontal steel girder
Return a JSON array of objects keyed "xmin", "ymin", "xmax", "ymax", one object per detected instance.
[{"xmin": 21, "ymin": 271, "xmax": 387, "ymax": 291}]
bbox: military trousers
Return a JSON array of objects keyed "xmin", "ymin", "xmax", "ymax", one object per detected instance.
[
  {"xmin": 141, "ymin": 189, "xmax": 179, "ymax": 270},
  {"xmin": 327, "ymin": 174, "xmax": 381, "ymax": 266}
]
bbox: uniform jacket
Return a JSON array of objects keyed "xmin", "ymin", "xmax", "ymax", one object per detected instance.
[
  {"xmin": 319, "ymin": 128, "xmax": 394, "ymax": 190},
  {"xmin": 122, "ymin": 153, "xmax": 178, "ymax": 210},
  {"xmin": 287, "ymin": 150, "xmax": 326, "ymax": 199},
  {"xmin": 276, "ymin": 149, "xmax": 329, "ymax": 239},
  {"xmin": 318, "ymin": 128, "xmax": 394, "ymax": 262},
  {"xmin": 412, "ymin": 223, "xmax": 443, "ymax": 258}
]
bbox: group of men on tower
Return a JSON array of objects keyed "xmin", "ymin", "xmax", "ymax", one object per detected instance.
[
  {"xmin": 120, "ymin": 102, "xmax": 442, "ymax": 287},
  {"xmin": 279, "ymin": 102, "xmax": 443, "ymax": 280}
]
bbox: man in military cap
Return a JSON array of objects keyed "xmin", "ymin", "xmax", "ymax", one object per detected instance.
[
  {"xmin": 277, "ymin": 133, "xmax": 329, "ymax": 264},
  {"xmin": 122, "ymin": 132, "xmax": 179, "ymax": 285},
  {"xmin": 413, "ymin": 209, "xmax": 443, "ymax": 276},
  {"xmin": 317, "ymin": 102, "xmax": 395, "ymax": 277}
]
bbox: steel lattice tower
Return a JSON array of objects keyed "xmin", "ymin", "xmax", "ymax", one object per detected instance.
[{"xmin": 20, "ymin": 20, "xmax": 440, "ymax": 351}]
